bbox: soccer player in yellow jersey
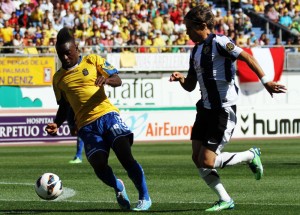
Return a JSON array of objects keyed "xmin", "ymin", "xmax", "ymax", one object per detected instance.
[{"xmin": 45, "ymin": 27, "xmax": 151, "ymax": 211}]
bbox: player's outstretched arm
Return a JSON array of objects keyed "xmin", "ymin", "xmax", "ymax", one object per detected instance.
[
  {"xmin": 237, "ymin": 51, "xmax": 287, "ymax": 97},
  {"xmin": 95, "ymin": 74, "xmax": 122, "ymax": 87},
  {"xmin": 45, "ymin": 102, "xmax": 69, "ymax": 136},
  {"xmin": 169, "ymin": 71, "xmax": 197, "ymax": 92}
]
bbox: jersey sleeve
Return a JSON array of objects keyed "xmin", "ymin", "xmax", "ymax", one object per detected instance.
[
  {"xmin": 89, "ymin": 54, "xmax": 119, "ymax": 78},
  {"xmin": 216, "ymin": 35, "xmax": 243, "ymax": 60}
]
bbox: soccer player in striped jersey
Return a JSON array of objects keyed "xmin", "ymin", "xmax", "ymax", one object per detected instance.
[
  {"xmin": 45, "ymin": 27, "xmax": 151, "ymax": 211},
  {"xmin": 170, "ymin": 5, "xmax": 286, "ymax": 212}
]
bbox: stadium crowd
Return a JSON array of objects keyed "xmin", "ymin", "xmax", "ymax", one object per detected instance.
[{"xmin": 0, "ymin": 0, "xmax": 300, "ymax": 54}]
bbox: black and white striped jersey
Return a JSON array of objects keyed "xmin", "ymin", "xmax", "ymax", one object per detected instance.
[{"xmin": 188, "ymin": 33, "xmax": 243, "ymax": 109}]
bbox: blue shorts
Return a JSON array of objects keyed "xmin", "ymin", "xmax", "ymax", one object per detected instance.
[{"xmin": 78, "ymin": 112, "xmax": 133, "ymax": 160}]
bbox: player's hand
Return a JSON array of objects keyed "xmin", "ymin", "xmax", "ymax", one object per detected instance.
[
  {"xmin": 264, "ymin": 82, "xmax": 287, "ymax": 97},
  {"xmin": 169, "ymin": 72, "xmax": 185, "ymax": 83},
  {"xmin": 95, "ymin": 75, "xmax": 107, "ymax": 87},
  {"xmin": 45, "ymin": 123, "xmax": 58, "ymax": 136}
]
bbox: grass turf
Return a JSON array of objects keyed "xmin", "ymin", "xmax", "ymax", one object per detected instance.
[{"xmin": 0, "ymin": 139, "xmax": 300, "ymax": 214}]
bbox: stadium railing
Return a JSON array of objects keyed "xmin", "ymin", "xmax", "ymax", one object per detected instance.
[{"xmin": 0, "ymin": 45, "xmax": 300, "ymax": 72}]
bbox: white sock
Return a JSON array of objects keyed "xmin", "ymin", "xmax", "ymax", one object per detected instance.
[
  {"xmin": 214, "ymin": 151, "xmax": 254, "ymax": 169},
  {"xmin": 198, "ymin": 168, "xmax": 231, "ymax": 202}
]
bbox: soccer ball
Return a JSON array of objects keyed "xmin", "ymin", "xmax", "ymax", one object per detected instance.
[{"xmin": 35, "ymin": 173, "xmax": 63, "ymax": 200}]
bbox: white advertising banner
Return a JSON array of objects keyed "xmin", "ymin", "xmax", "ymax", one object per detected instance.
[{"xmin": 106, "ymin": 53, "xmax": 190, "ymax": 71}]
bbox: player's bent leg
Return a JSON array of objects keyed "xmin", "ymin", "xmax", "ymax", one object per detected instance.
[
  {"xmin": 89, "ymin": 151, "xmax": 130, "ymax": 210},
  {"xmin": 248, "ymin": 147, "xmax": 263, "ymax": 180},
  {"xmin": 113, "ymin": 136, "xmax": 151, "ymax": 211}
]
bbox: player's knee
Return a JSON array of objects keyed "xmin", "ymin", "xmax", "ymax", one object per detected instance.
[
  {"xmin": 199, "ymin": 159, "xmax": 214, "ymax": 169},
  {"xmin": 89, "ymin": 152, "xmax": 108, "ymax": 172}
]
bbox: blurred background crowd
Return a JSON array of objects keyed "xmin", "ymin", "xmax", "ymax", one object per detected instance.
[{"xmin": 0, "ymin": 0, "xmax": 300, "ymax": 54}]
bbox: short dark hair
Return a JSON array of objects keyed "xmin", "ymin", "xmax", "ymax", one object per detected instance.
[
  {"xmin": 184, "ymin": 5, "xmax": 215, "ymax": 30},
  {"xmin": 56, "ymin": 27, "xmax": 75, "ymax": 47}
]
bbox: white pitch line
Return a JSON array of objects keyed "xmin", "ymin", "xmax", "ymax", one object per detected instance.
[
  {"xmin": 0, "ymin": 182, "xmax": 299, "ymax": 207},
  {"xmin": 0, "ymin": 198, "xmax": 299, "ymax": 207}
]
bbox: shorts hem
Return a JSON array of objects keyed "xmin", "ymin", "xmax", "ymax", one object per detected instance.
[{"xmin": 87, "ymin": 149, "xmax": 109, "ymax": 160}]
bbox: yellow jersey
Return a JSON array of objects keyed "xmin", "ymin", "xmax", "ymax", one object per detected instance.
[{"xmin": 53, "ymin": 54, "xmax": 119, "ymax": 129}]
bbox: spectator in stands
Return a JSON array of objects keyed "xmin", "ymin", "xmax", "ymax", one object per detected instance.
[
  {"xmin": 152, "ymin": 30, "xmax": 166, "ymax": 53},
  {"xmin": 157, "ymin": 1, "xmax": 168, "ymax": 16},
  {"xmin": 169, "ymin": 5, "xmax": 180, "ymax": 24},
  {"xmin": 43, "ymin": 10, "xmax": 54, "ymax": 26},
  {"xmin": 13, "ymin": 24, "xmax": 24, "ymax": 37},
  {"xmin": 82, "ymin": 36, "xmax": 93, "ymax": 54},
  {"xmin": 223, "ymin": 10, "xmax": 234, "ymax": 26},
  {"xmin": 279, "ymin": 9, "xmax": 293, "ymax": 28},
  {"xmin": 120, "ymin": 25, "xmax": 130, "ymax": 42},
  {"xmin": 253, "ymin": 0, "xmax": 265, "ymax": 15},
  {"xmin": 24, "ymin": 39, "xmax": 39, "ymax": 54},
  {"xmin": 70, "ymin": 0, "xmax": 83, "ymax": 12},
  {"xmin": 0, "ymin": 20, "xmax": 13, "ymax": 46},
  {"xmin": 12, "ymin": 32, "xmax": 24, "ymax": 53},
  {"xmin": 130, "ymin": 21, "xmax": 145, "ymax": 37},
  {"xmin": 31, "ymin": 4, "xmax": 43, "ymax": 27},
  {"xmin": 58, "ymin": 3, "xmax": 66, "ymax": 19},
  {"xmin": 244, "ymin": 16, "xmax": 253, "ymax": 34},
  {"xmin": 113, "ymin": 32, "xmax": 123, "ymax": 52},
  {"xmin": 8, "ymin": 11, "xmax": 18, "ymax": 26},
  {"xmin": 110, "ymin": 19, "xmax": 119, "ymax": 34},
  {"xmin": 285, "ymin": 38, "xmax": 296, "ymax": 52},
  {"xmin": 138, "ymin": 4, "xmax": 148, "ymax": 19},
  {"xmin": 258, "ymin": 32, "xmax": 267, "ymax": 45},
  {"xmin": 264, "ymin": 37, "xmax": 271, "ymax": 45},
  {"xmin": 53, "ymin": 17, "xmax": 63, "ymax": 32},
  {"xmin": 174, "ymin": 16, "xmax": 186, "ymax": 34},
  {"xmin": 1, "ymin": 0, "xmax": 16, "ymax": 20},
  {"xmin": 176, "ymin": 32, "xmax": 187, "ymax": 47},
  {"xmin": 106, "ymin": 34, "xmax": 114, "ymax": 53},
  {"xmin": 236, "ymin": 31, "xmax": 247, "ymax": 47},
  {"xmin": 152, "ymin": 12, "xmax": 163, "ymax": 31},
  {"xmin": 234, "ymin": 8, "xmax": 247, "ymax": 21},
  {"xmin": 228, "ymin": 30, "xmax": 236, "ymax": 43},
  {"xmin": 126, "ymin": 33, "xmax": 139, "ymax": 52},
  {"xmin": 273, "ymin": 37, "xmax": 282, "ymax": 46},
  {"xmin": 215, "ymin": 22, "xmax": 226, "ymax": 35},
  {"xmin": 140, "ymin": 16, "xmax": 152, "ymax": 35},
  {"xmin": 214, "ymin": 9, "xmax": 223, "ymax": 25},
  {"xmin": 18, "ymin": 8, "xmax": 31, "ymax": 28},
  {"xmin": 92, "ymin": 36, "xmax": 102, "ymax": 54},
  {"xmin": 0, "ymin": 10, "xmax": 5, "ymax": 28},
  {"xmin": 266, "ymin": 6, "xmax": 279, "ymax": 22},
  {"xmin": 61, "ymin": 9, "xmax": 74, "ymax": 28},
  {"xmin": 119, "ymin": 12, "xmax": 129, "ymax": 28},
  {"xmin": 161, "ymin": 14, "xmax": 175, "ymax": 38},
  {"xmin": 40, "ymin": 0, "xmax": 54, "ymax": 14},
  {"xmin": 137, "ymin": 36, "xmax": 148, "ymax": 53}
]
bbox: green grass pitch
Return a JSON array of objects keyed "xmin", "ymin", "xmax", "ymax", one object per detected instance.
[{"xmin": 0, "ymin": 139, "xmax": 300, "ymax": 214}]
